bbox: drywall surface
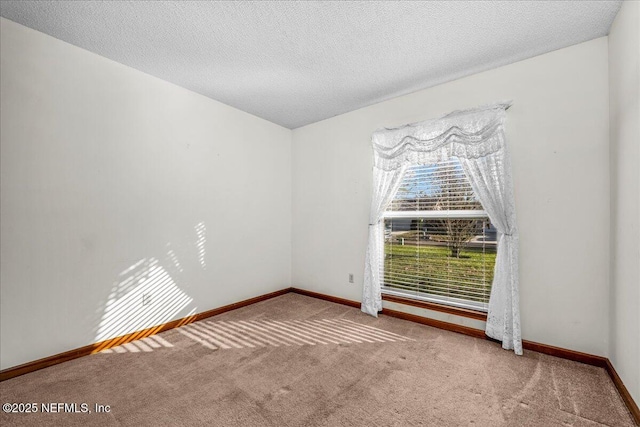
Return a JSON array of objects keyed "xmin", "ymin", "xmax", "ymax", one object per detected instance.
[
  {"xmin": 292, "ymin": 38, "xmax": 610, "ymax": 356},
  {"xmin": 609, "ymin": 0, "xmax": 640, "ymax": 405},
  {"xmin": 0, "ymin": 18, "xmax": 292, "ymax": 370}
]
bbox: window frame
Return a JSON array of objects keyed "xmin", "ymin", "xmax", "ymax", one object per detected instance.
[{"xmin": 380, "ymin": 165, "xmax": 494, "ymax": 314}]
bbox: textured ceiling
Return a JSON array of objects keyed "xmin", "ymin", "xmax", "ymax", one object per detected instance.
[{"xmin": 0, "ymin": 1, "xmax": 622, "ymax": 129}]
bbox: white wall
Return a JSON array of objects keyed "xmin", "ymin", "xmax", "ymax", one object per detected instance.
[
  {"xmin": 292, "ymin": 37, "xmax": 611, "ymax": 356},
  {"xmin": 609, "ymin": 0, "xmax": 640, "ymax": 405},
  {"xmin": 1, "ymin": 11, "xmax": 628, "ymax": 376},
  {"xmin": 0, "ymin": 18, "xmax": 292, "ymax": 370}
]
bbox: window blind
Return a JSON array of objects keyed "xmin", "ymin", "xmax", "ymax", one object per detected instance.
[{"xmin": 381, "ymin": 159, "xmax": 496, "ymax": 311}]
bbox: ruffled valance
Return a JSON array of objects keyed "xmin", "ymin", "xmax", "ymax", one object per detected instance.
[{"xmin": 372, "ymin": 102, "xmax": 511, "ymax": 171}]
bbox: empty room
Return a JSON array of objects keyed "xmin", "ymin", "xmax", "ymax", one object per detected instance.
[{"xmin": 0, "ymin": 1, "xmax": 638, "ymax": 426}]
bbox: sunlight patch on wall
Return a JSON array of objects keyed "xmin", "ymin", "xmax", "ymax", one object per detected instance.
[
  {"xmin": 95, "ymin": 257, "xmax": 194, "ymax": 342},
  {"xmin": 166, "ymin": 246, "xmax": 183, "ymax": 273},
  {"xmin": 195, "ymin": 221, "xmax": 206, "ymax": 269}
]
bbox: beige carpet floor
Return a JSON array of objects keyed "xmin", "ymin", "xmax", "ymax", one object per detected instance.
[{"xmin": 0, "ymin": 293, "xmax": 635, "ymax": 426}]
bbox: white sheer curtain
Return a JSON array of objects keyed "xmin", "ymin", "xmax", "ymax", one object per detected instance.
[
  {"xmin": 362, "ymin": 102, "xmax": 522, "ymax": 354},
  {"xmin": 459, "ymin": 145, "xmax": 521, "ymax": 354},
  {"xmin": 362, "ymin": 166, "xmax": 406, "ymax": 316}
]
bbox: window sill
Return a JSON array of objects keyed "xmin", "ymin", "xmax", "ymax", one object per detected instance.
[{"xmin": 381, "ymin": 293, "xmax": 488, "ymax": 321}]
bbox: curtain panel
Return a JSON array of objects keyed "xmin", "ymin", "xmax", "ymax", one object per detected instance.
[{"xmin": 362, "ymin": 102, "xmax": 522, "ymax": 355}]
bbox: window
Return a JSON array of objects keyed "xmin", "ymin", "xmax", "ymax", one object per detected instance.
[{"xmin": 381, "ymin": 158, "xmax": 496, "ymax": 312}]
